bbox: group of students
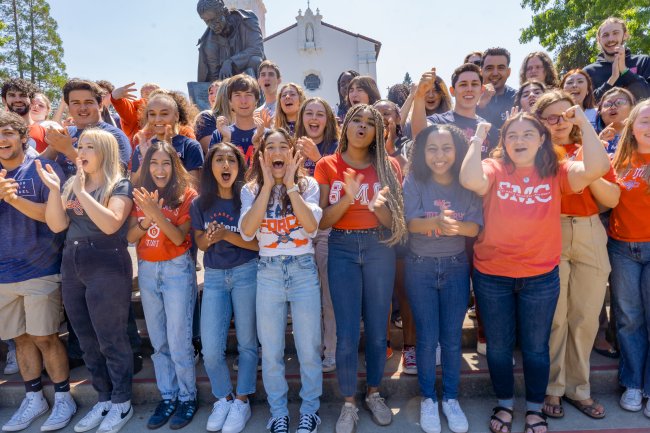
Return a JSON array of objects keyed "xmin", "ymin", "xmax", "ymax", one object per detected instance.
[{"xmin": 1, "ymin": 14, "xmax": 649, "ymax": 433}]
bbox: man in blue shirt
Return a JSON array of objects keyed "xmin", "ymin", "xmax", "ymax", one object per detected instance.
[{"xmin": 0, "ymin": 112, "xmax": 77, "ymax": 431}]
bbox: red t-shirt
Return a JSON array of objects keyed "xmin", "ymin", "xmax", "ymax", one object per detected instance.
[
  {"xmin": 609, "ymin": 153, "xmax": 650, "ymax": 242},
  {"xmin": 131, "ymin": 188, "xmax": 197, "ymax": 261},
  {"xmin": 314, "ymin": 153, "xmax": 402, "ymax": 230},
  {"xmin": 29, "ymin": 123, "xmax": 47, "ymax": 153},
  {"xmin": 559, "ymin": 144, "xmax": 617, "ymax": 216},
  {"xmin": 474, "ymin": 159, "xmax": 573, "ymax": 278}
]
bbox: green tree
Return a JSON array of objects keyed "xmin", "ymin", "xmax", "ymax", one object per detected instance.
[
  {"xmin": 403, "ymin": 72, "xmax": 413, "ymax": 86},
  {"xmin": 0, "ymin": 0, "xmax": 67, "ymax": 100},
  {"xmin": 519, "ymin": 0, "xmax": 650, "ymax": 76}
]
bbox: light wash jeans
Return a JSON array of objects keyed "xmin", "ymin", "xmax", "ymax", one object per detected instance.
[
  {"xmin": 138, "ymin": 252, "xmax": 197, "ymax": 401},
  {"xmin": 257, "ymin": 254, "xmax": 322, "ymax": 417},
  {"xmin": 201, "ymin": 259, "xmax": 258, "ymax": 398}
]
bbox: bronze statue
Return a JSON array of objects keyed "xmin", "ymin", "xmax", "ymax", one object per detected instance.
[{"xmin": 196, "ymin": 0, "xmax": 265, "ymax": 81}]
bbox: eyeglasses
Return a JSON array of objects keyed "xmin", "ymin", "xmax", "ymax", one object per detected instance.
[
  {"xmin": 540, "ymin": 114, "xmax": 565, "ymax": 125},
  {"xmin": 602, "ymin": 98, "xmax": 630, "ymax": 109},
  {"xmin": 472, "ymin": 60, "xmax": 482, "ymax": 66}
]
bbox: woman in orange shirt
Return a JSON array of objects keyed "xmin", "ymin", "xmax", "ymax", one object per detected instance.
[{"xmin": 607, "ymin": 100, "xmax": 650, "ymax": 416}]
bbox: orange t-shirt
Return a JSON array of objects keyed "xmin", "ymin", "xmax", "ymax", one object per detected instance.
[
  {"xmin": 314, "ymin": 153, "xmax": 402, "ymax": 230},
  {"xmin": 29, "ymin": 123, "xmax": 47, "ymax": 153},
  {"xmin": 559, "ymin": 144, "xmax": 617, "ymax": 216},
  {"xmin": 111, "ymin": 97, "xmax": 144, "ymax": 144},
  {"xmin": 132, "ymin": 188, "xmax": 197, "ymax": 261},
  {"xmin": 609, "ymin": 153, "xmax": 650, "ymax": 242},
  {"xmin": 474, "ymin": 159, "xmax": 573, "ymax": 278}
]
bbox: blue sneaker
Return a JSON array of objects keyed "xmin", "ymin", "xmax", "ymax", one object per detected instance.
[
  {"xmin": 147, "ymin": 399, "xmax": 177, "ymax": 430},
  {"xmin": 169, "ymin": 399, "xmax": 198, "ymax": 430}
]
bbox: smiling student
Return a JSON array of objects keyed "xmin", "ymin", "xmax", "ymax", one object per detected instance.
[
  {"xmin": 477, "ymin": 47, "xmax": 517, "ymax": 132},
  {"xmin": 274, "ymin": 83, "xmax": 306, "ymax": 136}
]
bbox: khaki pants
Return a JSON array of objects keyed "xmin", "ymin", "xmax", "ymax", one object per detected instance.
[{"xmin": 547, "ymin": 215, "xmax": 610, "ymax": 400}]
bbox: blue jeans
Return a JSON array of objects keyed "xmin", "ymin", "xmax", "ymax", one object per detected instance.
[
  {"xmin": 201, "ymin": 259, "xmax": 258, "ymax": 399},
  {"xmin": 256, "ymin": 254, "xmax": 322, "ymax": 417},
  {"xmin": 405, "ymin": 252, "xmax": 470, "ymax": 401},
  {"xmin": 609, "ymin": 238, "xmax": 650, "ymax": 394},
  {"xmin": 473, "ymin": 266, "xmax": 560, "ymax": 405},
  {"xmin": 328, "ymin": 229, "xmax": 396, "ymax": 397},
  {"xmin": 138, "ymin": 252, "xmax": 197, "ymax": 401}
]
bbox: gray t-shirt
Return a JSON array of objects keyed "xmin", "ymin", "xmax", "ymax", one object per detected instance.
[
  {"xmin": 403, "ymin": 173, "xmax": 483, "ymax": 258},
  {"xmin": 65, "ymin": 178, "xmax": 133, "ymax": 242}
]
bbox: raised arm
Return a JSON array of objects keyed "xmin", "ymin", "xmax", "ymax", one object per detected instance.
[
  {"xmin": 565, "ymin": 106, "xmax": 610, "ymax": 192},
  {"xmin": 411, "ymin": 69, "xmax": 436, "ymax": 138},
  {"xmin": 460, "ymin": 123, "xmax": 491, "ymax": 196}
]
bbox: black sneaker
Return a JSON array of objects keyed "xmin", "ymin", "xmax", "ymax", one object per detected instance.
[
  {"xmin": 266, "ymin": 415, "xmax": 289, "ymax": 433},
  {"xmin": 296, "ymin": 412, "xmax": 321, "ymax": 433},
  {"xmin": 147, "ymin": 399, "xmax": 177, "ymax": 429},
  {"xmin": 169, "ymin": 399, "xmax": 197, "ymax": 430}
]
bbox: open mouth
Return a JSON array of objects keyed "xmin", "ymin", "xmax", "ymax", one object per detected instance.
[
  {"xmin": 0, "ymin": 144, "xmax": 11, "ymax": 150},
  {"xmin": 514, "ymin": 147, "xmax": 527, "ymax": 153},
  {"xmin": 308, "ymin": 123, "xmax": 320, "ymax": 133},
  {"xmin": 221, "ymin": 172, "xmax": 231, "ymax": 181},
  {"xmin": 272, "ymin": 159, "xmax": 285, "ymax": 169}
]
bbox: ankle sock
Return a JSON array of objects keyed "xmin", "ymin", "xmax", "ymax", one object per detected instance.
[
  {"xmin": 54, "ymin": 378, "xmax": 70, "ymax": 393},
  {"xmin": 25, "ymin": 377, "xmax": 43, "ymax": 393}
]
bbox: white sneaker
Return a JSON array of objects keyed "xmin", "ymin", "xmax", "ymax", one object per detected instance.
[
  {"xmin": 335, "ymin": 403, "xmax": 358, "ymax": 433},
  {"xmin": 419, "ymin": 398, "xmax": 440, "ymax": 433},
  {"xmin": 74, "ymin": 401, "xmax": 111, "ymax": 432},
  {"xmin": 322, "ymin": 356, "xmax": 336, "ymax": 373},
  {"xmin": 644, "ymin": 399, "xmax": 650, "ymax": 418},
  {"xmin": 222, "ymin": 399, "xmax": 251, "ymax": 433},
  {"xmin": 96, "ymin": 401, "xmax": 132, "ymax": 433},
  {"xmin": 442, "ymin": 399, "xmax": 468, "ymax": 433},
  {"xmin": 620, "ymin": 388, "xmax": 643, "ymax": 412},
  {"xmin": 2, "ymin": 391, "xmax": 49, "ymax": 431},
  {"xmin": 206, "ymin": 398, "xmax": 232, "ymax": 431},
  {"xmin": 41, "ymin": 392, "xmax": 77, "ymax": 431},
  {"xmin": 3, "ymin": 349, "xmax": 19, "ymax": 375}
]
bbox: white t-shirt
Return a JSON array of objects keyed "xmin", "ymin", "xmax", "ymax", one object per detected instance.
[{"xmin": 239, "ymin": 176, "xmax": 322, "ymax": 256}]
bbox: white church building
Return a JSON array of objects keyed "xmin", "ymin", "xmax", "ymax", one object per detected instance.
[{"xmin": 224, "ymin": 0, "xmax": 381, "ymax": 110}]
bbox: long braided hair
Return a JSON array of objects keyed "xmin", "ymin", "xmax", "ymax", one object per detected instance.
[{"xmin": 337, "ymin": 104, "xmax": 407, "ymax": 246}]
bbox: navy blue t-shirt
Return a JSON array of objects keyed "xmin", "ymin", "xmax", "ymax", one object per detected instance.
[
  {"xmin": 131, "ymin": 135, "xmax": 204, "ymax": 174},
  {"xmin": 304, "ymin": 140, "xmax": 338, "ymax": 176},
  {"xmin": 428, "ymin": 110, "xmax": 494, "ymax": 159},
  {"xmin": 210, "ymin": 125, "xmax": 267, "ymax": 165},
  {"xmin": 476, "ymin": 86, "xmax": 517, "ymax": 132},
  {"xmin": 190, "ymin": 197, "xmax": 258, "ymax": 270},
  {"xmin": 55, "ymin": 121, "xmax": 132, "ymax": 179},
  {"xmin": 0, "ymin": 155, "xmax": 64, "ymax": 283},
  {"xmin": 195, "ymin": 110, "xmax": 217, "ymax": 142}
]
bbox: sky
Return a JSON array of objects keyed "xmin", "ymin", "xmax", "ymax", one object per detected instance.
[{"xmin": 48, "ymin": 0, "xmax": 546, "ymax": 97}]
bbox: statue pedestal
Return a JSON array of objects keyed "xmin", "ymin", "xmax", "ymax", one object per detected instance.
[{"xmin": 187, "ymin": 82, "xmax": 211, "ymax": 111}]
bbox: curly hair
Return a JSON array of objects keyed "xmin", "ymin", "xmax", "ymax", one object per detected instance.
[
  {"xmin": 338, "ymin": 104, "xmax": 407, "ymax": 245},
  {"xmin": 519, "ymin": 52, "xmax": 559, "ymax": 88},
  {"xmin": 1, "ymin": 78, "xmax": 39, "ymax": 100},
  {"xmin": 144, "ymin": 90, "xmax": 199, "ymax": 130}
]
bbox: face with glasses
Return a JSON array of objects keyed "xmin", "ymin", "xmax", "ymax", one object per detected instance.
[
  {"xmin": 525, "ymin": 56, "xmax": 546, "ymax": 83},
  {"xmin": 519, "ymin": 84, "xmax": 544, "ymax": 112},
  {"xmin": 600, "ymin": 93, "xmax": 632, "ymax": 126},
  {"xmin": 540, "ymin": 100, "xmax": 574, "ymax": 143}
]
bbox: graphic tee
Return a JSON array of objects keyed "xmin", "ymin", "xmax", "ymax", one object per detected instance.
[
  {"xmin": 131, "ymin": 135, "xmax": 204, "ymax": 174},
  {"xmin": 609, "ymin": 153, "xmax": 650, "ymax": 242}
]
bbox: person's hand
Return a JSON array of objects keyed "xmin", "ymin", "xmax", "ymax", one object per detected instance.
[
  {"xmin": 368, "ymin": 186, "xmax": 389, "ymax": 213},
  {"xmin": 436, "ymin": 209, "xmax": 460, "ymax": 236},
  {"xmin": 133, "ymin": 187, "xmax": 164, "ymax": 222},
  {"xmin": 599, "ymin": 123, "xmax": 617, "ymax": 142},
  {"xmin": 218, "ymin": 60, "xmax": 234, "ymax": 79},
  {"xmin": 62, "ymin": 117, "xmax": 75, "ymax": 127},
  {"xmin": 478, "ymin": 83, "xmax": 496, "ymax": 108},
  {"xmin": 617, "ymin": 43, "xmax": 627, "ymax": 74},
  {"xmin": 415, "ymin": 68, "xmax": 437, "ymax": 98},
  {"xmin": 342, "ymin": 168, "xmax": 364, "ymax": 203},
  {"xmin": 283, "ymin": 150, "xmax": 303, "ymax": 189},
  {"xmin": 296, "ymin": 136, "xmax": 321, "ymax": 162},
  {"xmin": 0, "ymin": 170, "xmax": 18, "ymax": 202},
  {"xmin": 561, "ymin": 105, "xmax": 589, "ymax": 128},
  {"xmin": 506, "ymin": 105, "xmax": 520, "ymax": 119},
  {"xmin": 135, "ymin": 127, "xmax": 156, "ymax": 161},
  {"xmin": 474, "ymin": 122, "xmax": 492, "ymax": 143},
  {"xmin": 252, "ymin": 113, "xmax": 265, "ymax": 150},
  {"xmin": 409, "ymin": 82, "xmax": 417, "ymax": 95},
  {"xmin": 607, "ymin": 48, "xmax": 626, "ymax": 85},
  {"xmin": 216, "ymin": 116, "xmax": 232, "ymax": 143},
  {"xmin": 259, "ymin": 151, "xmax": 274, "ymax": 188},
  {"xmin": 112, "ymin": 82, "xmax": 138, "ymax": 101},
  {"xmin": 34, "ymin": 159, "xmax": 61, "ymax": 192},
  {"xmin": 71, "ymin": 158, "xmax": 86, "ymax": 195},
  {"xmin": 45, "ymin": 126, "xmax": 76, "ymax": 153},
  {"xmin": 206, "ymin": 221, "xmax": 228, "ymax": 244}
]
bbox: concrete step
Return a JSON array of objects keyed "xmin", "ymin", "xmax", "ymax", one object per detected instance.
[
  {"xmin": 0, "ymin": 347, "xmax": 621, "ymax": 408},
  {"xmin": 0, "ymin": 392, "xmax": 646, "ymax": 433}
]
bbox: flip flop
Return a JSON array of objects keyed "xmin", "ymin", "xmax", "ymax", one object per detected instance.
[
  {"xmin": 489, "ymin": 406, "xmax": 513, "ymax": 433},
  {"xmin": 524, "ymin": 410, "xmax": 548, "ymax": 433},
  {"xmin": 542, "ymin": 398, "xmax": 564, "ymax": 418},
  {"xmin": 563, "ymin": 396, "xmax": 606, "ymax": 419},
  {"xmin": 594, "ymin": 346, "xmax": 620, "ymax": 359}
]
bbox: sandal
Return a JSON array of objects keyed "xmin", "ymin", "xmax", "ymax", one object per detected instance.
[
  {"xmin": 542, "ymin": 396, "xmax": 564, "ymax": 418},
  {"xmin": 563, "ymin": 396, "xmax": 606, "ymax": 419},
  {"xmin": 489, "ymin": 406, "xmax": 513, "ymax": 433},
  {"xmin": 524, "ymin": 410, "xmax": 548, "ymax": 433}
]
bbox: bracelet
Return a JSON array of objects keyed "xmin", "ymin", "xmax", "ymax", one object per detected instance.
[
  {"xmin": 137, "ymin": 220, "xmax": 151, "ymax": 231},
  {"xmin": 621, "ymin": 68, "xmax": 629, "ymax": 76},
  {"xmin": 286, "ymin": 184, "xmax": 300, "ymax": 194}
]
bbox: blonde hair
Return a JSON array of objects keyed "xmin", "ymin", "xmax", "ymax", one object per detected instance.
[
  {"xmin": 274, "ymin": 83, "xmax": 306, "ymax": 134},
  {"xmin": 213, "ymin": 77, "xmax": 234, "ymax": 123},
  {"xmin": 612, "ymin": 99, "xmax": 650, "ymax": 191},
  {"xmin": 62, "ymin": 129, "xmax": 125, "ymax": 206}
]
